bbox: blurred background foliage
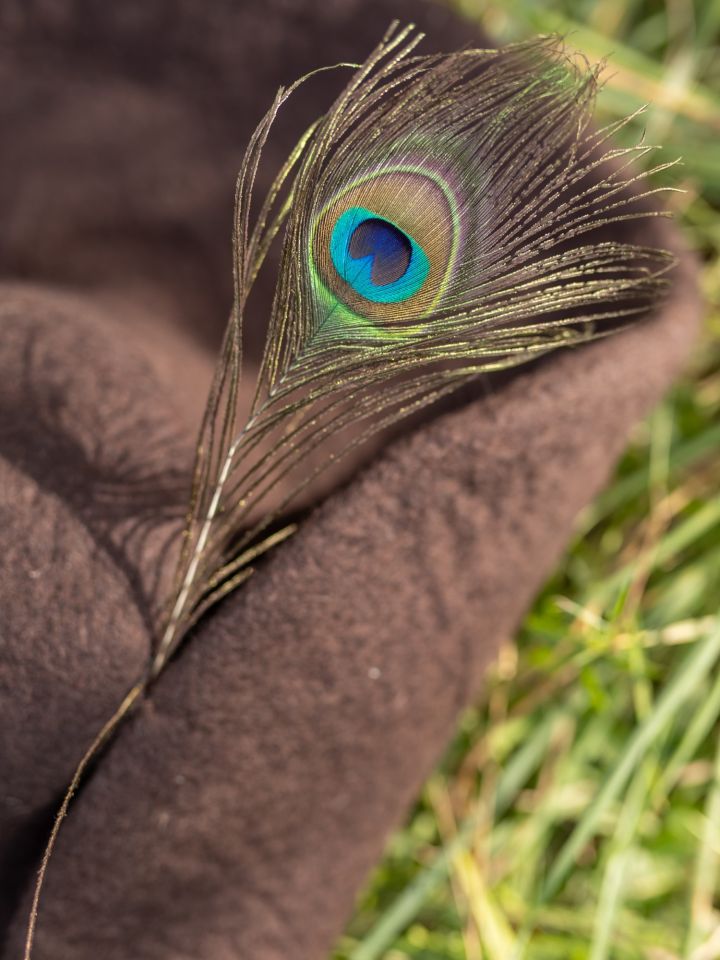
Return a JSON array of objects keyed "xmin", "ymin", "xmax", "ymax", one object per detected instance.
[{"xmin": 334, "ymin": 1, "xmax": 720, "ymax": 958}]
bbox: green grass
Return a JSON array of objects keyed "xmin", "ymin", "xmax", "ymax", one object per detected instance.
[{"xmin": 333, "ymin": 2, "xmax": 720, "ymax": 957}]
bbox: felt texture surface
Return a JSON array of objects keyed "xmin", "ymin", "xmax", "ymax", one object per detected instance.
[{"xmin": 0, "ymin": 1, "xmax": 702, "ymax": 958}]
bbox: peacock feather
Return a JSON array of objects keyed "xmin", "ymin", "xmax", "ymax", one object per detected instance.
[
  {"xmin": 24, "ymin": 23, "xmax": 676, "ymax": 957},
  {"xmin": 153, "ymin": 23, "xmax": 674, "ymax": 672}
]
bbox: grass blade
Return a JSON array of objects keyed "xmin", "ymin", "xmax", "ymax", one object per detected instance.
[{"xmin": 541, "ymin": 623, "xmax": 720, "ymax": 902}]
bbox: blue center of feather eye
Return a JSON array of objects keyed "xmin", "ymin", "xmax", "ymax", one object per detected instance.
[
  {"xmin": 329, "ymin": 207, "xmax": 430, "ymax": 304},
  {"xmin": 349, "ymin": 219, "xmax": 412, "ymax": 285}
]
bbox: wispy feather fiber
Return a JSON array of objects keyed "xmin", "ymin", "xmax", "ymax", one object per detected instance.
[{"xmin": 155, "ymin": 24, "xmax": 673, "ymax": 671}]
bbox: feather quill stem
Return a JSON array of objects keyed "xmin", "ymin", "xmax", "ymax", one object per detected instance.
[{"xmin": 23, "ymin": 25, "xmax": 678, "ymax": 959}]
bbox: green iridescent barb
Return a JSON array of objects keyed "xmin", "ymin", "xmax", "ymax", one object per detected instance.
[{"xmin": 156, "ymin": 22, "xmax": 674, "ymax": 672}]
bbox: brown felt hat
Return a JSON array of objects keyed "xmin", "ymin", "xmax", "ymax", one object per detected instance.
[{"xmin": 0, "ymin": 2, "xmax": 702, "ymax": 958}]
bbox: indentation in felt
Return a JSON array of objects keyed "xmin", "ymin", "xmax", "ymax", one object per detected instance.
[{"xmin": 0, "ymin": 289, "xmax": 189, "ymax": 938}]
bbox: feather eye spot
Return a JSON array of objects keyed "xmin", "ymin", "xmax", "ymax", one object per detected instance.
[
  {"xmin": 329, "ymin": 208, "xmax": 430, "ymax": 303},
  {"xmin": 311, "ymin": 168, "xmax": 458, "ymax": 332}
]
